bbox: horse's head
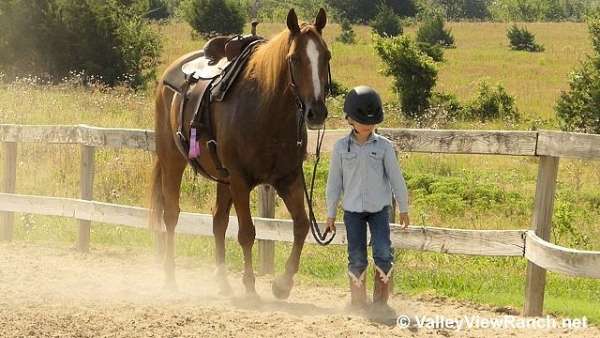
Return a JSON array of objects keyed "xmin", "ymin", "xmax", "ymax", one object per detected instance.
[{"xmin": 286, "ymin": 8, "xmax": 331, "ymax": 130}]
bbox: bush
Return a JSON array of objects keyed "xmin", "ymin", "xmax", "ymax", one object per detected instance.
[
  {"xmin": 416, "ymin": 41, "xmax": 444, "ymax": 61},
  {"xmin": 416, "ymin": 14, "xmax": 454, "ymax": 48},
  {"xmin": 373, "ymin": 35, "xmax": 438, "ymax": 119},
  {"xmin": 507, "ymin": 24, "xmax": 544, "ymax": 52},
  {"xmin": 182, "ymin": 0, "xmax": 245, "ymax": 37},
  {"xmin": 463, "ymin": 81, "xmax": 520, "ymax": 122},
  {"xmin": 555, "ymin": 16, "xmax": 600, "ymax": 134},
  {"xmin": 329, "ymin": 79, "xmax": 349, "ymax": 97},
  {"xmin": 0, "ymin": 0, "xmax": 161, "ymax": 89},
  {"xmin": 336, "ymin": 18, "xmax": 356, "ymax": 44},
  {"xmin": 146, "ymin": 0, "xmax": 171, "ymax": 20},
  {"xmin": 371, "ymin": 4, "xmax": 403, "ymax": 37}
]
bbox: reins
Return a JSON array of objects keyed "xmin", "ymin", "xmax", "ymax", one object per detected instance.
[{"xmin": 288, "ymin": 58, "xmax": 335, "ymax": 246}]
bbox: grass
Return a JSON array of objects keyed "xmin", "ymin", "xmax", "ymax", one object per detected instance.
[{"xmin": 1, "ymin": 20, "xmax": 600, "ymax": 323}]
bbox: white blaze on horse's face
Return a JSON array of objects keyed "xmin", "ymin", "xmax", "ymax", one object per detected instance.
[{"xmin": 306, "ymin": 38, "xmax": 322, "ymax": 101}]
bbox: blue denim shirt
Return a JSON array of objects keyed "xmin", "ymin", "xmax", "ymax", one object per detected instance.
[{"xmin": 326, "ymin": 131, "xmax": 409, "ymax": 218}]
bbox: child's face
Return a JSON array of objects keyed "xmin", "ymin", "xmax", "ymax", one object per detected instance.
[{"xmin": 347, "ymin": 117, "xmax": 376, "ymax": 135}]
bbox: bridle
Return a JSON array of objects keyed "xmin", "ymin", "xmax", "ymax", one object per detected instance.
[{"xmin": 287, "ymin": 45, "xmax": 335, "ymax": 246}]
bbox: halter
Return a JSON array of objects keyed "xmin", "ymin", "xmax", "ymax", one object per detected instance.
[{"xmin": 288, "ymin": 56, "xmax": 335, "ymax": 246}]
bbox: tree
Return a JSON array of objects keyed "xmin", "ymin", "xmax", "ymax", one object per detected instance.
[
  {"xmin": 326, "ymin": 0, "xmax": 379, "ymax": 23},
  {"xmin": 385, "ymin": 0, "xmax": 418, "ymax": 17},
  {"xmin": 0, "ymin": 0, "xmax": 161, "ymax": 89},
  {"xmin": 371, "ymin": 4, "xmax": 403, "ymax": 37},
  {"xmin": 373, "ymin": 35, "xmax": 438, "ymax": 118},
  {"xmin": 556, "ymin": 15, "xmax": 600, "ymax": 133},
  {"xmin": 337, "ymin": 18, "xmax": 356, "ymax": 44},
  {"xmin": 182, "ymin": 0, "xmax": 245, "ymax": 37},
  {"xmin": 416, "ymin": 14, "xmax": 454, "ymax": 47},
  {"xmin": 507, "ymin": 24, "xmax": 544, "ymax": 52}
]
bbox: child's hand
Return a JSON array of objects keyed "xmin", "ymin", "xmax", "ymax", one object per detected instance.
[
  {"xmin": 399, "ymin": 212, "xmax": 410, "ymax": 229},
  {"xmin": 325, "ymin": 217, "xmax": 336, "ymax": 234}
]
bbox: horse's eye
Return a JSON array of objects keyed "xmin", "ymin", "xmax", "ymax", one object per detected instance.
[
  {"xmin": 290, "ymin": 55, "xmax": 300, "ymax": 64},
  {"xmin": 325, "ymin": 51, "xmax": 332, "ymax": 61}
]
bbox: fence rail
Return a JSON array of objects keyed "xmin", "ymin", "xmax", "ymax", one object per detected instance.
[{"xmin": 2, "ymin": 124, "xmax": 600, "ymax": 318}]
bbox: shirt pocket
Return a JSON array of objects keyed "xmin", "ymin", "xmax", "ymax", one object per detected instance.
[
  {"xmin": 341, "ymin": 152, "xmax": 358, "ymax": 174},
  {"xmin": 367, "ymin": 150, "xmax": 384, "ymax": 173}
]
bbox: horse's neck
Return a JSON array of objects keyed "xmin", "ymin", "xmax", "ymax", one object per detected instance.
[{"xmin": 241, "ymin": 75, "xmax": 296, "ymax": 124}]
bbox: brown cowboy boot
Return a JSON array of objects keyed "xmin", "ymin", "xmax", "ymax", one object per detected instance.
[
  {"xmin": 370, "ymin": 265, "xmax": 397, "ymax": 325},
  {"xmin": 348, "ymin": 270, "xmax": 367, "ymax": 310},
  {"xmin": 373, "ymin": 265, "xmax": 393, "ymax": 306}
]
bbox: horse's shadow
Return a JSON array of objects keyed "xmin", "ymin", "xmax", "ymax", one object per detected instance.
[
  {"xmin": 229, "ymin": 294, "xmax": 337, "ymax": 317},
  {"xmin": 227, "ymin": 294, "xmax": 413, "ymax": 329}
]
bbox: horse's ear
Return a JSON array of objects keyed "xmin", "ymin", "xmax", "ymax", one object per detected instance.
[
  {"xmin": 314, "ymin": 8, "xmax": 327, "ymax": 33},
  {"xmin": 287, "ymin": 9, "xmax": 300, "ymax": 34}
]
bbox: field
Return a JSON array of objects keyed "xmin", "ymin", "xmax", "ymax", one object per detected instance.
[{"xmin": 1, "ymin": 20, "xmax": 600, "ymax": 325}]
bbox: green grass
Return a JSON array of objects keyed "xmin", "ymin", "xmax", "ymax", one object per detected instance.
[{"xmin": 2, "ymin": 20, "xmax": 600, "ymax": 324}]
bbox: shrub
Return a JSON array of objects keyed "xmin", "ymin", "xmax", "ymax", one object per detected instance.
[
  {"xmin": 507, "ymin": 24, "xmax": 544, "ymax": 52},
  {"xmin": 373, "ymin": 35, "xmax": 438, "ymax": 119},
  {"xmin": 463, "ymin": 81, "xmax": 520, "ymax": 122},
  {"xmin": 145, "ymin": 0, "xmax": 170, "ymax": 20},
  {"xmin": 329, "ymin": 79, "xmax": 349, "ymax": 97},
  {"xmin": 182, "ymin": 0, "xmax": 245, "ymax": 37},
  {"xmin": 336, "ymin": 18, "xmax": 356, "ymax": 44},
  {"xmin": 416, "ymin": 14, "xmax": 454, "ymax": 48},
  {"xmin": 416, "ymin": 41, "xmax": 444, "ymax": 62},
  {"xmin": 0, "ymin": 0, "xmax": 161, "ymax": 89},
  {"xmin": 371, "ymin": 4, "xmax": 403, "ymax": 37},
  {"xmin": 555, "ymin": 15, "xmax": 600, "ymax": 134}
]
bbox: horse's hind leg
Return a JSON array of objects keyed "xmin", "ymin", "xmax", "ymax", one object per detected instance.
[
  {"xmin": 158, "ymin": 154, "xmax": 187, "ymax": 288},
  {"xmin": 272, "ymin": 174, "xmax": 310, "ymax": 299},
  {"xmin": 228, "ymin": 177, "xmax": 257, "ymax": 295},
  {"xmin": 213, "ymin": 182, "xmax": 233, "ymax": 294}
]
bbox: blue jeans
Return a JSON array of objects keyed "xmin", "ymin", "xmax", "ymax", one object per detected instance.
[{"xmin": 344, "ymin": 206, "xmax": 394, "ymax": 277}]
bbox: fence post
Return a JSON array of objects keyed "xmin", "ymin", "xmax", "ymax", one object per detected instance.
[
  {"xmin": 79, "ymin": 145, "xmax": 95, "ymax": 252},
  {"xmin": 523, "ymin": 155, "xmax": 559, "ymax": 316},
  {"xmin": 258, "ymin": 184, "xmax": 275, "ymax": 275},
  {"xmin": 1, "ymin": 142, "xmax": 17, "ymax": 241}
]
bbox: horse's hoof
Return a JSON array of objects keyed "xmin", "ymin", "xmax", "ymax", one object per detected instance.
[{"xmin": 272, "ymin": 276, "xmax": 293, "ymax": 299}]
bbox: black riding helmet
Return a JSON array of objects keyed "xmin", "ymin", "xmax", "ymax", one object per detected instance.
[{"xmin": 343, "ymin": 85, "xmax": 384, "ymax": 125}]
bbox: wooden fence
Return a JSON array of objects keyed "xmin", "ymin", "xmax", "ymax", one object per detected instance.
[{"xmin": 1, "ymin": 124, "xmax": 600, "ymax": 317}]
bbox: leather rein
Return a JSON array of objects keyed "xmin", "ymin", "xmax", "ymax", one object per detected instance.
[{"xmin": 288, "ymin": 58, "xmax": 336, "ymax": 246}]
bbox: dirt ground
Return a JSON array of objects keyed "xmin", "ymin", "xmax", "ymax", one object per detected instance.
[{"xmin": 0, "ymin": 242, "xmax": 598, "ymax": 338}]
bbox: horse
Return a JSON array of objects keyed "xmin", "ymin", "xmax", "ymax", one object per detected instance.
[{"xmin": 149, "ymin": 8, "xmax": 331, "ymax": 299}]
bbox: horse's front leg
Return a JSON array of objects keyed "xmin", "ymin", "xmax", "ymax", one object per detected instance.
[
  {"xmin": 228, "ymin": 177, "xmax": 257, "ymax": 295},
  {"xmin": 272, "ymin": 174, "xmax": 310, "ymax": 299}
]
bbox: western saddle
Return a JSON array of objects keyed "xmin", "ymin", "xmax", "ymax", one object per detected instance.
[{"xmin": 162, "ymin": 21, "xmax": 263, "ymax": 183}]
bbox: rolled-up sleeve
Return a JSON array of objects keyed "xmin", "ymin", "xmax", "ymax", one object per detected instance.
[
  {"xmin": 326, "ymin": 144, "xmax": 343, "ymax": 218},
  {"xmin": 383, "ymin": 143, "xmax": 409, "ymax": 213}
]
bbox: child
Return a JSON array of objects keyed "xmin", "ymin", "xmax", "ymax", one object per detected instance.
[{"xmin": 325, "ymin": 85, "xmax": 410, "ymax": 310}]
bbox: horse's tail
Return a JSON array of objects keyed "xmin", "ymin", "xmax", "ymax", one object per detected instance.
[{"xmin": 148, "ymin": 159, "xmax": 164, "ymax": 232}]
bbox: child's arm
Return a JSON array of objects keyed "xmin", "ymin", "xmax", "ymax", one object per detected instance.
[{"xmin": 383, "ymin": 143, "xmax": 409, "ymax": 214}]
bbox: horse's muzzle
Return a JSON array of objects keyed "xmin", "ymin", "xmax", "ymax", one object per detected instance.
[{"xmin": 305, "ymin": 101, "xmax": 328, "ymax": 130}]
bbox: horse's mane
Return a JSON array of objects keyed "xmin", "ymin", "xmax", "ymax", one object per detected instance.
[{"xmin": 244, "ymin": 30, "xmax": 292, "ymax": 108}]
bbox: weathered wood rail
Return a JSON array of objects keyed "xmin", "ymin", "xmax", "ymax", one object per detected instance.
[{"xmin": 1, "ymin": 124, "xmax": 600, "ymax": 317}]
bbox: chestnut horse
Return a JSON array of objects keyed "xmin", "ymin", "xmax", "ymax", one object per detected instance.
[{"xmin": 149, "ymin": 9, "xmax": 331, "ymax": 298}]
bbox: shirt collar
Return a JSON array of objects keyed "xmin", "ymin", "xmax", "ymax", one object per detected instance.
[{"xmin": 349, "ymin": 130, "xmax": 378, "ymax": 145}]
